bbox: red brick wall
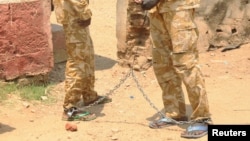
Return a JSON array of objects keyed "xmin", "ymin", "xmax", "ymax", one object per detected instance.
[{"xmin": 0, "ymin": 0, "xmax": 53, "ymax": 80}]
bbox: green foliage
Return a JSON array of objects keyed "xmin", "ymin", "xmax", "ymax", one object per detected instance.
[
  {"xmin": 0, "ymin": 83, "xmax": 17, "ymax": 101},
  {"xmin": 19, "ymin": 85, "xmax": 47, "ymax": 101},
  {"xmin": 0, "ymin": 82, "xmax": 57, "ymax": 104}
]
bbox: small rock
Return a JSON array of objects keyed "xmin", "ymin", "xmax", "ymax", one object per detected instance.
[
  {"xmin": 65, "ymin": 122, "xmax": 77, "ymax": 132},
  {"xmin": 133, "ymin": 65, "xmax": 140, "ymax": 71},
  {"xmin": 111, "ymin": 136, "xmax": 118, "ymax": 140},
  {"xmin": 31, "ymin": 109, "xmax": 36, "ymax": 113},
  {"xmin": 23, "ymin": 102, "xmax": 30, "ymax": 108},
  {"xmin": 111, "ymin": 128, "xmax": 120, "ymax": 133},
  {"xmin": 147, "ymin": 57, "xmax": 152, "ymax": 61},
  {"xmin": 41, "ymin": 96, "xmax": 48, "ymax": 100},
  {"xmin": 167, "ymin": 137, "xmax": 174, "ymax": 140}
]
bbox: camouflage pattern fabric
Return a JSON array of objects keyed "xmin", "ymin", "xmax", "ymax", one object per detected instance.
[
  {"xmin": 53, "ymin": 0, "xmax": 92, "ymax": 25},
  {"xmin": 149, "ymin": 1, "xmax": 211, "ymax": 121},
  {"xmin": 149, "ymin": 0, "xmax": 200, "ymax": 13},
  {"xmin": 53, "ymin": 0, "xmax": 97, "ymax": 109}
]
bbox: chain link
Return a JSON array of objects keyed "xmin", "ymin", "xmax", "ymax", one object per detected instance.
[
  {"xmin": 78, "ymin": 65, "xmax": 200, "ymax": 125},
  {"xmin": 80, "ymin": 70, "xmax": 131, "ymax": 110},
  {"xmin": 130, "ymin": 70, "xmax": 165, "ymax": 117},
  {"xmin": 77, "ymin": 37, "xmax": 205, "ymax": 125},
  {"xmin": 130, "ymin": 69, "xmax": 197, "ymax": 125}
]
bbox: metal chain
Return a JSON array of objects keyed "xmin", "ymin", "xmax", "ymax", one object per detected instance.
[
  {"xmin": 130, "ymin": 69, "xmax": 195, "ymax": 125},
  {"xmin": 81, "ymin": 70, "xmax": 132, "ymax": 109},
  {"xmin": 76, "ymin": 65, "xmax": 207, "ymax": 125},
  {"xmin": 78, "ymin": 13, "xmax": 207, "ymax": 125},
  {"xmin": 78, "ymin": 65, "xmax": 200, "ymax": 125},
  {"xmin": 79, "ymin": 58, "xmax": 193, "ymax": 125},
  {"xmin": 130, "ymin": 70, "xmax": 164, "ymax": 117},
  {"xmin": 127, "ymin": 45, "xmax": 196, "ymax": 125}
]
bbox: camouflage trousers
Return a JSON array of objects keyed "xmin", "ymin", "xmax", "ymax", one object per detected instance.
[
  {"xmin": 149, "ymin": 9, "xmax": 211, "ymax": 120},
  {"xmin": 63, "ymin": 33, "xmax": 97, "ymax": 110}
]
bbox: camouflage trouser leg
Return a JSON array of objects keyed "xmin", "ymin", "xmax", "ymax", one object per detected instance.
[
  {"xmin": 149, "ymin": 11, "xmax": 186, "ymax": 119},
  {"xmin": 149, "ymin": 9, "xmax": 211, "ymax": 120},
  {"xmin": 152, "ymin": 47, "xmax": 186, "ymax": 118},
  {"xmin": 63, "ymin": 41, "xmax": 97, "ymax": 109}
]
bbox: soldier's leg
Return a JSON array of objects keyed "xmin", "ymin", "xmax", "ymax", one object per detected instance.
[
  {"xmin": 77, "ymin": 37, "xmax": 98, "ymax": 105},
  {"xmin": 163, "ymin": 9, "xmax": 211, "ymax": 121},
  {"xmin": 149, "ymin": 11, "xmax": 186, "ymax": 119},
  {"xmin": 63, "ymin": 41, "xmax": 97, "ymax": 110}
]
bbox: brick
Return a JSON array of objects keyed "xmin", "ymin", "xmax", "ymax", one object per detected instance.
[{"xmin": 0, "ymin": 0, "xmax": 53, "ymax": 80}]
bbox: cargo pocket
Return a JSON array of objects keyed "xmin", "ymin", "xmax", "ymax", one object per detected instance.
[{"xmin": 163, "ymin": 9, "xmax": 198, "ymax": 53}]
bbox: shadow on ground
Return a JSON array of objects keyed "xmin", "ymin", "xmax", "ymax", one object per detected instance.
[
  {"xmin": 49, "ymin": 54, "xmax": 117, "ymax": 84},
  {"xmin": 95, "ymin": 54, "xmax": 117, "ymax": 70},
  {"xmin": 0, "ymin": 123, "xmax": 15, "ymax": 134}
]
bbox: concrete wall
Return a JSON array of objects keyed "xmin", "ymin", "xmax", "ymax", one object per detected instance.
[
  {"xmin": 0, "ymin": 0, "xmax": 53, "ymax": 81},
  {"xmin": 197, "ymin": 0, "xmax": 250, "ymax": 51}
]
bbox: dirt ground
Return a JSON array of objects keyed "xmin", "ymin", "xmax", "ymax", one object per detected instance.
[{"xmin": 1, "ymin": 0, "xmax": 250, "ymax": 141}]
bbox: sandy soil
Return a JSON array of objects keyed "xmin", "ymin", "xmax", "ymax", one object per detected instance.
[{"xmin": 1, "ymin": 0, "xmax": 250, "ymax": 141}]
